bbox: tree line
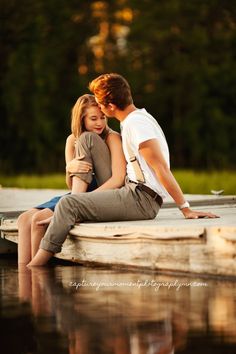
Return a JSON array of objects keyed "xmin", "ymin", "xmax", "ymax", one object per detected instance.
[{"xmin": 1, "ymin": 0, "xmax": 236, "ymax": 173}]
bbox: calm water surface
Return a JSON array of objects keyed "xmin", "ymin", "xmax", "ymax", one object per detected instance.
[{"xmin": 0, "ymin": 257, "xmax": 236, "ymax": 354}]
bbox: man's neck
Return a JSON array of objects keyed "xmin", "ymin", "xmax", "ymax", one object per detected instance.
[{"xmin": 115, "ymin": 104, "xmax": 137, "ymax": 122}]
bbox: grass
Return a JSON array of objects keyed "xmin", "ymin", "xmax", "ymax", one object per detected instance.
[
  {"xmin": 0, "ymin": 174, "xmax": 67, "ymax": 190},
  {"xmin": 0, "ymin": 170, "xmax": 235, "ymax": 195},
  {"xmin": 173, "ymin": 170, "xmax": 236, "ymax": 195}
]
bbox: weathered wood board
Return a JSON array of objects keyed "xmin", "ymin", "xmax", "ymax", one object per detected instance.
[{"xmin": 1, "ymin": 203, "xmax": 235, "ymax": 277}]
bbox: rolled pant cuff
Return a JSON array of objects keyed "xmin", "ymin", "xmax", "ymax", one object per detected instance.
[
  {"xmin": 69, "ymin": 172, "xmax": 92, "ymax": 185},
  {"xmin": 40, "ymin": 238, "xmax": 62, "ymax": 254}
]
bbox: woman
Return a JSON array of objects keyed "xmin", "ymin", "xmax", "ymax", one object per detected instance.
[{"xmin": 17, "ymin": 94, "xmax": 126, "ymax": 265}]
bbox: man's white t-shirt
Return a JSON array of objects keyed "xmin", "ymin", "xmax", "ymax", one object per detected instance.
[{"xmin": 121, "ymin": 108, "xmax": 170, "ymax": 199}]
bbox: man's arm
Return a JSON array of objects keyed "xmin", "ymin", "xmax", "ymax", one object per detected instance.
[{"xmin": 139, "ymin": 139, "xmax": 218, "ymax": 219}]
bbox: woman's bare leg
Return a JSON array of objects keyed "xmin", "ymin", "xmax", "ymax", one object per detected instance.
[
  {"xmin": 17, "ymin": 208, "xmax": 39, "ymax": 265},
  {"xmin": 31, "ymin": 208, "xmax": 54, "ymax": 258}
]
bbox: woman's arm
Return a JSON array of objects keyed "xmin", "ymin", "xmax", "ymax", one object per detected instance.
[
  {"xmin": 95, "ymin": 132, "xmax": 126, "ymax": 191},
  {"xmin": 65, "ymin": 134, "xmax": 76, "ymax": 164},
  {"xmin": 65, "ymin": 134, "xmax": 76, "ymax": 189},
  {"xmin": 65, "ymin": 134, "xmax": 92, "ymax": 191}
]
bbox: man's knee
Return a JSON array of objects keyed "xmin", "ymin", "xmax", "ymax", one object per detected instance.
[{"xmin": 55, "ymin": 194, "xmax": 79, "ymax": 214}]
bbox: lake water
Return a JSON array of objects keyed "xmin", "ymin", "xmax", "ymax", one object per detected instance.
[{"xmin": 1, "ymin": 257, "xmax": 236, "ymax": 354}]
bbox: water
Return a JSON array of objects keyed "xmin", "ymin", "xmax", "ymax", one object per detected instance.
[{"xmin": 0, "ymin": 257, "xmax": 236, "ymax": 354}]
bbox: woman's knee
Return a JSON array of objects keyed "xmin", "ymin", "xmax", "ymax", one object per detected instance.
[
  {"xmin": 78, "ymin": 131, "xmax": 103, "ymax": 148},
  {"xmin": 80, "ymin": 131, "xmax": 99, "ymax": 141},
  {"xmin": 31, "ymin": 208, "xmax": 53, "ymax": 226},
  {"xmin": 17, "ymin": 209, "xmax": 37, "ymax": 227}
]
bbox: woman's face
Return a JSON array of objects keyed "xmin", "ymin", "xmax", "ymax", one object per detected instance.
[{"xmin": 84, "ymin": 106, "xmax": 106, "ymax": 134}]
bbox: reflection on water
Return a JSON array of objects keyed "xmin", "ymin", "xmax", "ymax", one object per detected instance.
[{"xmin": 0, "ymin": 257, "xmax": 236, "ymax": 354}]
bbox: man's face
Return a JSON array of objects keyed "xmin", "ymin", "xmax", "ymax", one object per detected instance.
[{"xmin": 95, "ymin": 97, "xmax": 114, "ymax": 117}]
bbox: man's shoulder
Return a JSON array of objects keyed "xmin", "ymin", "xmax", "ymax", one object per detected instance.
[
  {"xmin": 123, "ymin": 108, "xmax": 167, "ymax": 144},
  {"xmin": 124, "ymin": 109, "xmax": 152, "ymax": 125},
  {"xmin": 128, "ymin": 108, "xmax": 149, "ymax": 118}
]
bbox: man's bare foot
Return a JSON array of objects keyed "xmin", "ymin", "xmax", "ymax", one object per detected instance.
[{"xmin": 27, "ymin": 249, "xmax": 53, "ymax": 267}]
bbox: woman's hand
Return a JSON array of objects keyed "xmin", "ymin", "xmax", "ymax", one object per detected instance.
[
  {"xmin": 66, "ymin": 156, "xmax": 92, "ymax": 174},
  {"xmin": 181, "ymin": 208, "xmax": 219, "ymax": 219}
]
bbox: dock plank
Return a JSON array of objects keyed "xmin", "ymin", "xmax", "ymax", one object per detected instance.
[{"xmin": 1, "ymin": 201, "xmax": 236, "ymax": 277}]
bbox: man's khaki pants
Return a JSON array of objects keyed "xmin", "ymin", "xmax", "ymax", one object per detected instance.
[{"xmin": 40, "ymin": 132, "xmax": 161, "ymax": 254}]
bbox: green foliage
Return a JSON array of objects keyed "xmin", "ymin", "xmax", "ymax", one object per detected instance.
[
  {"xmin": 1, "ymin": 170, "xmax": 235, "ymax": 195},
  {"xmin": 0, "ymin": 0, "xmax": 236, "ymax": 173},
  {"xmin": 0, "ymin": 174, "xmax": 67, "ymax": 189},
  {"xmin": 173, "ymin": 170, "xmax": 236, "ymax": 195},
  {"xmin": 127, "ymin": 0, "xmax": 236, "ymax": 169},
  {"xmin": 0, "ymin": 0, "xmax": 96, "ymax": 173}
]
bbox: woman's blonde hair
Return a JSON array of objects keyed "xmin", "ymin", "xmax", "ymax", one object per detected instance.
[{"xmin": 71, "ymin": 94, "xmax": 99, "ymax": 138}]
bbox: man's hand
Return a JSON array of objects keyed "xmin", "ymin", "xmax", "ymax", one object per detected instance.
[
  {"xmin": 181, "ymin": 208, "xmax": 219, "ymax": 219},
  {"xmin": 37, "ymin": 216, "xmax": 53, "ymax": 226},
  {"xmin": 66, "ymin": 156, "xmax": 92, "ymax": 174}
]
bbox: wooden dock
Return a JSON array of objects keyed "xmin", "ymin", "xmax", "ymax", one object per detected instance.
[{"xmin": 0, "ymin": 188, "xmax": 236, "ymax": 277}]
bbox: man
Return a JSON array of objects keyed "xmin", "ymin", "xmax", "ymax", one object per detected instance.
[{"xmin": 28, "ymin": 73, "xmax": 218, "ymax": 266}]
